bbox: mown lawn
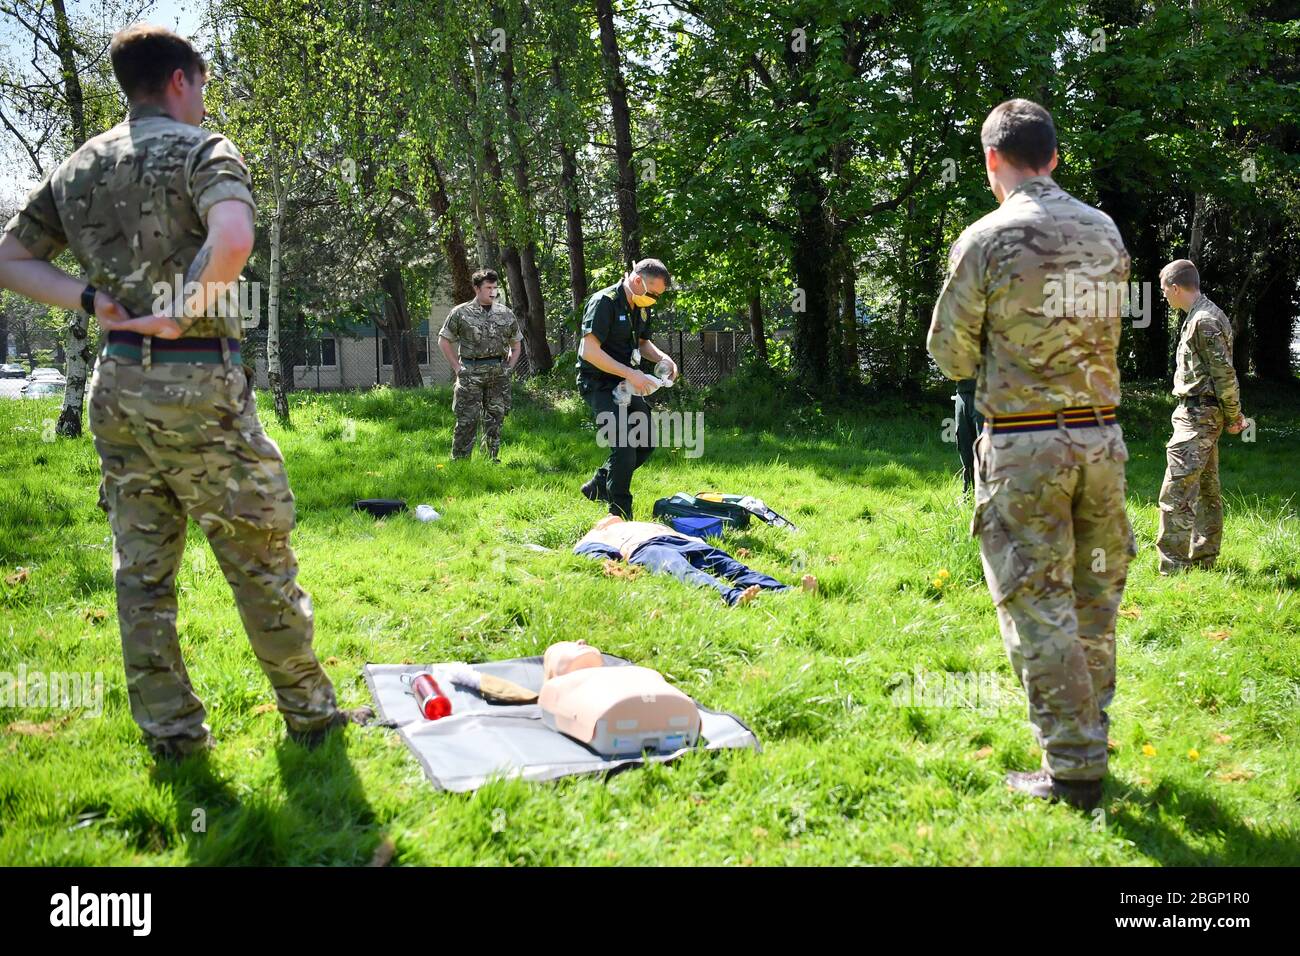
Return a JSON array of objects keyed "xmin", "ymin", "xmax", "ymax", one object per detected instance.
[{"xmin": 1, "ymin": 371, "xmax": 1297, "ymax": 866}]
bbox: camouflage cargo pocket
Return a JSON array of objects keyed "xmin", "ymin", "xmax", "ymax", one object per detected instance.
[
  {"xmin": 225, "ymin": 424, "xmax": 296, "ymax": 532},
  {"xmin": 1165, "ymin": 408, "xmax": 1217, "ymax": 480},
  {"xmin": 971, "ymin": 496, "xmax": 1035, "ymax": 606},
  {"xmin": 971, "ymin": 431, "xmax": 1033, "ymax": 605}
]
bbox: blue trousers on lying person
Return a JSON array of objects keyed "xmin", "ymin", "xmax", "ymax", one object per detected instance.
[{"xmin": 578, "ymin": 535, "xmax": 789, "ymax": 605}]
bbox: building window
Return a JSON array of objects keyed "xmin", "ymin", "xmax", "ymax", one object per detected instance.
[
  {"xmin": 319, "ymin": 337, "xmax": 337, "ymax": 367},
  {"xmin": 381, "ymin": 335, "xmax": 429, "ymax": 367}
]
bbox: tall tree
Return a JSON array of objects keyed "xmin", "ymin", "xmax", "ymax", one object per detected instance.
[{"xmin": 594, "ymin": 0, "xmax": 641, "ymax": 268}]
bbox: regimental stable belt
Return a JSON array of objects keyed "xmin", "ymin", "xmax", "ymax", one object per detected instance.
[
  {"xmin": 989, "ymin": 405, "xmax": 1118, "ymax": 434},
  {"xmin": 462, "ymin": 356, "xmax": 504, "ymax": 364},
  {"xmin": 104, "ymin": 330, "xmax": 240, "ymax": 365}
]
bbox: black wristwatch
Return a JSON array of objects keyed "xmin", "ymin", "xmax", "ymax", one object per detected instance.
[{"xmin": 81, "ymin": 284, "xmax": 97, "ymax": 316}]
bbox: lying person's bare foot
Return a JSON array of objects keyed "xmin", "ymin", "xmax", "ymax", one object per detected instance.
[
  {"xmin": 802, "ymin": 574, "xmax": 818, "ymax": 594},
  {"xmin": 735, "ymin": 585, "xmax": 761, "ymax": 607}
]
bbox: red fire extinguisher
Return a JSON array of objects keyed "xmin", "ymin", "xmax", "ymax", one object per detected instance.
[{"xmin": 401, "ymin": 671, "xmax": 452, "ymax": 720}]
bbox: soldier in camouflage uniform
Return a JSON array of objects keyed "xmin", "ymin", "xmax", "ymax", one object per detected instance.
[
  {"xmin": 437, "ymin": 268, "xmax": 522, "ymax": 461},
  {"xmin": 1156, "ymin": 259, "xmax": 1247, "ymax": 574},
  {"xmin": 928, "ymin": 100, "xmax": 1136, "ymax": 812},
  {"xmin": 0, "ymin": 25, "xmax": 369, "ymax": 760}
]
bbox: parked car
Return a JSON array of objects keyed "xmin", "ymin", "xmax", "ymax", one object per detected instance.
[
  {"xmin": 28, "ymin": 367, "xmax": 66, "ymax": 383},
  {"xmin": 21, "ymin": 380, "xmax": 65, "ymax": 399},
  {"xmin": 0, "ymin": 363, "xmax": 27, "ymax": 379}
]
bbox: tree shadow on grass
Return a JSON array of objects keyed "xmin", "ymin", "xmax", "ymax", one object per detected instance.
[
  {"xmin": 1107, "ymin": 776, "xmax": 1300, "ymax": 866},
  {"xmin": 150, "ymin": 730, "xmax": 383, "ymax": 866}
]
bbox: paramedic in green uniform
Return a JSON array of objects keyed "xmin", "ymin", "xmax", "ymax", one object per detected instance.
[{"xmin": 576, "ymin": 258, "xmax": 678, "ymax": 519}]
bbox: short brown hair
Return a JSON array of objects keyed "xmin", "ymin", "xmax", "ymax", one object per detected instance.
[
  {"xmin": 110, "ymin": 24, "xmax": 206, "ymax": 101},
  {"xmin": 471, "ymin": 268, "xmax": 499, "ymax": 288},
  {"xmin": 633, "ymin": 258, "xmax": 671, "ymax": 287},
  {"xmin": 981, "ymin": 99, "xmax": 1057, "ymax": 170},
  {"xmin": 1160, "ymin": 259, "xmax": 1200, "ymax": 291}
]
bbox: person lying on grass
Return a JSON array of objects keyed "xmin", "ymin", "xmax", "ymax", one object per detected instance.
[{"xmin": 574, "ymin": 515, "xmax": 816, "ymax": 606}]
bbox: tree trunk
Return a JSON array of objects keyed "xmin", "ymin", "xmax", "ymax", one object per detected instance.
[
  {"xmin": 430, "ymin": 158, "xmax": 475, "ymax": 303},
  {"xmin": 451, "ymin": 55, "xmax": 500, "ymax": 270},
  {"xmin": 905, "ymin": 210, "xmax": 945, "ymax": 386},
  {"xmin": 378, "ymin": 269, "xmax": 424, "ymax": 387},
  {"xmin": 18, "ymin": 318, "xmax": 33, "ymax": 363},
  {"xmin": 840, "ymin": 260, "xmax": 858, "ymax": 380},
  {"xmin": 595, "ymin": 0, "xmax": 641, "ymax": 268},
  {"xmin": 267, "ymin": 146, "xmax": 291, "ymax": 424},
  {"xmin": 500, "ymin": 244, "xmax": 530, "ymax": 326},
  {"xmin": 559, "ymin": 139, "xmax": 588, "ymax": 313},
  {"xmin": 499, "ymin": 24, "xmax": 553, "ymax": 373},
  {"xmin": 1188, "ymin": 193, "xmax": 1207, "ymax": 265},
  {"xmin": 790, "ymin": 170, "xmax": 838, "ymax": 394},
  {"xmin": 516, "ymin": 246, "xmax": 552, "ymax": 373},
  {"xmin": 0, "ymin": 311, "xmax": 7, "ymax": 361},
  {"xmin": 52, "ymin": 0, "xmax": 91, "ymax": 438},
  {"xmin": 1228, "ymin": 250, "xmax": 1262, "ymax": 378},
  {"xmin": 551, "ymin": 54, "xmax": 588, "ymax": 312},
  {"xmin": 748, "ymin": 291, "xmax": 768, "ymax": 366}
]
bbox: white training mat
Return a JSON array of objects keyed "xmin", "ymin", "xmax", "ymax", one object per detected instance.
[{"xmin": 363, "ymin": 655, "xmax": 761, "ymax": 792}]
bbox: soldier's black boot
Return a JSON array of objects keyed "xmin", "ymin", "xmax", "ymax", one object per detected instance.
[
  {"xmin": 288, "ymin": 705, "xmax": 375, "ymax": 750},
  {"xmin": 1006, "ymin": 769, "xmax": 1103, "ymax": 812},
  {"xmin": 581, "ymin": 473, "xmax": 609, "ymax": 502},
  {"xmin": 148, "ymin": 731, "xmax": 215, "ymax": 764}
]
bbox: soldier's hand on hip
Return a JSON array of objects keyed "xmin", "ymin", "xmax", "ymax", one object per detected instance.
[
  {"xmin": 101, "ymin": 312, "xmax": 183, "ymax": 339},
  {"xmin": 92, "ymin": 290, "xmax": 135, "ymax": 330}
]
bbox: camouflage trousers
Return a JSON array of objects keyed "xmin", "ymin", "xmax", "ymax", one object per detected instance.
[
  {"xmin": 87, "ymin": 355, "xmax": 338, "ymax": 751},
  {"xmin": 1156, "ymin": 404, "xmax": 1224, "ymax": 573},
  {"xmin": 452, "ymin": 362, "xmax": 509, "ymax": 459},
  {"xmin": 973, "ymin": 422, "xmax": 1136, "ymax": 781}
]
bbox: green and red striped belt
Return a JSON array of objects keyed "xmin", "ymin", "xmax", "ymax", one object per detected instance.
[
  {"xmin": 104, "ymin": 331, "xmax": 240, "ymax": 365},
  {"xmin": 989, "ymin": 405, "xmax": 1118, "ymax": 434}
]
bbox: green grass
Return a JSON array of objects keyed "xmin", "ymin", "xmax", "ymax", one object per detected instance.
[{"xmin": 1, "ymin": 374, "xmax": 1298, "ymax": 866}]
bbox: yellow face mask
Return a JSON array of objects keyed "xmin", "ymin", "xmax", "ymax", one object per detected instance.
[{"xmin": 628, "ymin": 275, "xmax": 659, "ymax": 308}]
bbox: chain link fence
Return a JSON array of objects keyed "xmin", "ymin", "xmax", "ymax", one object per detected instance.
[{"xmin": 239, "ymin": 317, "xmax": 759, "ymax": 393}]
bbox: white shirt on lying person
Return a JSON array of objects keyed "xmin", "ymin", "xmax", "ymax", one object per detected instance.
[{"xmin": 575, "ymin": 516, "xmax": 700, "ymax": 562}]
